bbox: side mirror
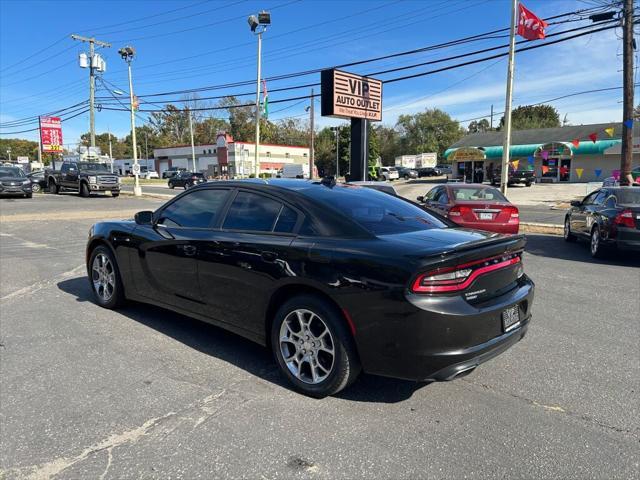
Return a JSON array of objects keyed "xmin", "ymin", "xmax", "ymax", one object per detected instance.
[
  {"xmin": 135, "ymin": 210, "xmax": 154, "ymax": 225},
  {"xmin": 416, "ymin": 196, "xmax": 424, "ymax": 203},
  {"xmin": 570, "ymin": 200, "xmax": 581, "ymax": 207}
]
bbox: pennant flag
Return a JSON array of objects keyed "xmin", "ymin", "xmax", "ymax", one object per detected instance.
[
  {"xmin": 541, "ymin": 165, "xmax": 549, "ymax": 175},
  {"xmin": 576, "ymin": 168, "xmax": 584, "ymax": 179},
  {"xmin": 541, "ymin": 150, "xmax": 549, "ymax": 160},
  {"xmin": 511, "ymin": 159, "xmax": 520, "ymax": 170},
  {"xmin": 624, "ymin": 119, "xmax": 633, "ymax": 129},
  {"xmin": 527, "ymin": 155, "xmax": 534, "ymax": 165},
  {"xmin": 604, "ymin": 127, "xmax": 615, "ymax": 137},
  {"xmin": 594, "ymin": 168, "xmax": 602, "ymax": 178},
  {"xmin": 262, "ymin": 79, "xmax": 269, "ymax": 119},
  {"xmin": 571, "ymin": 138, "xmax": 580, "ymax": 148},
  {"xmin": 517, "ymin": 3, "xmax": 548, "ymax": 40},
  {"xmin": 588, "ymin": 132, "xmax": 598, "ymax": 143},
  {"xmin": 612, "ymin": 169, "xmax": 620, "ymax": 180}
]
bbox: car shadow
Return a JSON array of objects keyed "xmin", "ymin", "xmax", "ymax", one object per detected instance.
[
  {"xmin": 524, "ymin": 233, "xmax": 640, "ymax": 267},
  {"xmin": 57, "ymin": 276, "xmax": 426, "ymax": 403}
]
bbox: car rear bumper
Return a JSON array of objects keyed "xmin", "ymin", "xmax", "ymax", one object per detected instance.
[
  {"xmin": 350, "ymin": 275, "xmax": 534, "ymax": 382},
  {"xmin": 452, "ymin": 222, "xmax": 519, "ymax": 234},
  {"xmin": 615, "ymin": 228, "xmax": 640, "ymax": 251}
]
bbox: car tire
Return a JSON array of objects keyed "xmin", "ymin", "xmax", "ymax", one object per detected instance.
[
  {"xmin": 564, "ymin": 217, "xmax": 576, "ymax": 242},
  {"xmin": 526, "ymin": 181, "xmax": 532, "ymax": 187},
  {"xmin": 80, "ymin": 182, "xmax": 90, "ymax": 198},
  {"xmin": 404, "ymin": 174, "xmax": 409, "ymax": 180},
  {"xmin": 88, "ymin": 245, "xmax": 125, "ymax": 309},
  {"xmin": 48, "ymin": 181, "xmax": 59, "ymax": 194},
  {"xmin": 271, "ymin": 294, "xmax": 361, "ymax": 398},
  {"xmin": 31, "ymin": 183, "xmax": 41, "ymax": 193},
  {"xmin": 184, "ymin": 183, "xmax": 189, "ymax": 190},
  {"xmin": 590, "ymin": 226, "xmax": 605, "ymax": 258},
  {"xmin": 168, "ymin": 182, "xmax": 174, "ymax": 189},
  {"xmin": 112, "ymin": 193, "xmax": 119, "ymax": 198}
]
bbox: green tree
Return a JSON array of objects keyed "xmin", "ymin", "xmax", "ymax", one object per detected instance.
[
  {"xmin": 368, "ymin": 122, "xmax": 380, "ymax": 167},
  {"xmin": 468, "ymin": 118, "xmax": 491, "ymax": 134},
  {"xmin": 0, "ymin": 138, "xmax": 39, "ymax": 161},
  {"xmin": 217, "ymin": 96, "xmax": 254, "ymax": 142},
  {"xmin": 374, "ymin": 125, "xmax": 401, "ymax": 165},
  {"xmin": 499, "ymin": 104, "xmax": 560, "ymax": 130},
  {"xmin": 396, "ymin": 108, "xmax": 465, "ymax": 159}
]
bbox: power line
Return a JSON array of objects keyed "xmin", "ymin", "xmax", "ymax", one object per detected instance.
[{"xmin": 0, "ymin": 108, "xmax": 90, "ymax": 135}]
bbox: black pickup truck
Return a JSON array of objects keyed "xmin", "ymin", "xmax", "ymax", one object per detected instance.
[
  {"xmin": 490, "ymin": 168, "xmax": 536, "ymax": 187},
  {"xmin": 47, "ymin": 161, "xmax": 120, "ymax": 197}
]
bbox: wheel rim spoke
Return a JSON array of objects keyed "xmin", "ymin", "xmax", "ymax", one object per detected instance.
[{"xmin": 92, "ymin": 254, "xmax": 114, "ymax": 302}]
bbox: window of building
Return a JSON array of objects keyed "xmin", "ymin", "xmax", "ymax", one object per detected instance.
[
  {"xmin": 303, "ymin": 153, "xmax": 308, "ymax": 157},
  {"xmin": 266, "ymin": 152, "xmax": 271, "ymax": 158},
  {"xmin": 158, "ymin": 189, "xmax": 229, "ymax": 229},
  {"xmin": 285, "ymin": 152, "xmax": 290, "ymax": 158},
  {"xmin": 203, "ymin": 149, "xmax": 206, "ymax": 154},
  {"xmin": 214, "ymin": 149, "xmax": 217, "ymax": 154}
]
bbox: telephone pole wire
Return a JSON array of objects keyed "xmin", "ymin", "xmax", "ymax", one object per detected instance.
[
  {"xmin": 71, "ymin": 35, "xmax": 111, "ymax": 149},
  {"xmin": 620, "ymin": 0, "xmax": 634, "ymax": 185}
]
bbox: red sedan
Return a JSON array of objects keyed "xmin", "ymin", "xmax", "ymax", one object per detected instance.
[{"xmin": 418, "ymin": 184, "xmax": 519, "ymax": 234}]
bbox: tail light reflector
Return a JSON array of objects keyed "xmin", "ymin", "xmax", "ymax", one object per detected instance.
[
  {"xmin": 412, "ymin": 252, "xmax": 522, "ymax": 293},
  {"xmin": 505, "ymin": 206, "xmax": 519, "ymax": 223},
  {"xmin": 614, "ymin": 209, "xmax": 635, "ymax": 228}
]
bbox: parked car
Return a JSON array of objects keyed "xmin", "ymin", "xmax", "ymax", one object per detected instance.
[
  {"xmin": 27, "ymin": 170, "xmax": 47, "ymax": 193},
  {"xmin": 168, "ymin": 171, "xmax": 206, "ymax": 189},
  {"xmin": 86, "ymin": 179, "xmax": 534, "ymax": 397},
  {"xmin": 281, "ymin": 163, "xmax": 310, "ymax": 179},
  {"xmin": 377, "ymin": 166, "xmax": 400, "ymax": 181},
  {"xmin": 347, "ymin": 180, "xmax": 398, "ymax": 196},
  {"xmin": 490, "ymin": 167, "xmax": 536, "ymax": 187},
  {"xmin": 140, "ymin": 167, "xmax": 159, "ymax": 179},
  {"xmin": 417, "ymin": 183, "xmax": 519, "ymax": 234},
  {"xmin": 0, "ymin": 166, "xmax": 32, "ymax": 198},
  {"xmin": 436, "ymin": 164, "xmax": 453, "ymax": 175},
  {"xmin": 162, "ymin": 167, "xmax": 187, "ymax": 179},
  {"xmin": 602, "ymin": 166, "xmax": 640, "ymax": 187},
  {"xmin": 416, "ymin": 167, "xmax": 441, "ymax": 177},
  {"xmin": 396, "ymin": 167, "xmax": 418, "ymax": 180},
  {"xmin": 564, "ymin": 187, "xmax": 640, "ymax": 257},
  {"xmin": 46, "ymin": 162, "xmax": 120, "ymax": 197}
]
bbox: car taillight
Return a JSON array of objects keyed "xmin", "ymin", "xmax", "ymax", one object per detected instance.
[
  {"xmin": 614, "ymin": 209, "xmax": 635, "ymax": 228},
  {"xmin": 505, "ymin": 206, "xmax": 519, "ymax": 223},
  {"xmin": 411, "ymin": 252, "xmax": 522, "ymax": 293},
  {"xmin": 448, "ymin": 205, "xmax": 470, "ymax": 217}
]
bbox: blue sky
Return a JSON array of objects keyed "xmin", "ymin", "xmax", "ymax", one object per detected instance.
[{"xmin": 0, "ymin": 0, "xmax": 628, "ymax": 149}]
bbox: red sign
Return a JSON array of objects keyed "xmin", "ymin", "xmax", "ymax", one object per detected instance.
[
  {"xmin": 517, "ymin": 3, "xmax": 547, "ymax": 40},
  {"xmin": 39, "ymin": 116, "xmax": 63, "ymax": 152}
]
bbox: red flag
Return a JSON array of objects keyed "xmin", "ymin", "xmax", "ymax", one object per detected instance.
[
  {"xmin": 517, "ymin": 3, "xmax": 548, "ymax": 40},
  {"xmin": 588, "ymin": 133, "xmax": 597, "ymax": 143},
  {"xmin": 571, "ymin": 138, "xmax": 580, "ymax": 148}
]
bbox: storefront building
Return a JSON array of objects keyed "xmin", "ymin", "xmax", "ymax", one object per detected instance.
[
  {"xmin": 445, "ymin": 123, "xmax": 636, "ymax": 183},
  {"xmin": 153, "ymin": 132, "xmax": 310, "ymax": 178}
]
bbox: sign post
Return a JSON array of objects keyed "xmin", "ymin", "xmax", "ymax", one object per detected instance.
[{"xmin": 321, "ymin": 69, "xmax": 382, "ymax": 181}]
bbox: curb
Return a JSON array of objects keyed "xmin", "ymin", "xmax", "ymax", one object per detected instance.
[
  {"xmin": 119, "ymin": 190, "xmax": 174, "ymax": 200},
  {"xmin": 520, "ymin": 222, "xmax": 563, "ymax": 235}
]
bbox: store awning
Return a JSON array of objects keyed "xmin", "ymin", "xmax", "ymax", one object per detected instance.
[{"xmin": 445, "ymin": 139, "xmax": 621, "ymax": 160}]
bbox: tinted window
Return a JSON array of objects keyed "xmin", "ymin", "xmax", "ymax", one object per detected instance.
[
  {"xmin": 451, "ymin": 186, "xmax": 508, "ymax": 202},
  {"xmin": 310, "ymin": 184, "xmax": 448, "ymax": 235},
  {"xmin": 614, "ymin": 189, "xmax": 640, "ymax": 204},
  {"xmin": 0, "ymin": 167, "xmax": 24, "ymax": 178},
  {"xmin": 223, "ymin": 191, "xmax": 282, "ymax": 232},
  {"xmin": 425, "ymin": 187, "xmax": 439, "ymax": 201},
  {"xmin": 158, "ymin": 189, "xmax": 229, "ymax": 228},
  {"xmin": 583, "ymin": 191, "xmax": 600, "ymax": 204},
  {"xmin": 274, "ymin": 205, "xmax": 298, "ymax": 233},
  {"xmin": 592, "ymin": 190, "xmax": 608, "ymax": 205},
  {"xmin": 437, "ymin": 190, "xmax": 449, "ymax": 204}
]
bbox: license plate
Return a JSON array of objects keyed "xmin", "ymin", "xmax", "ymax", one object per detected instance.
[
  {"xmin": 502, "ymin": 305, "xmax": 521, "ymax": 332},
  {"xmin": 479, "ymin": 212, "xmax": 493, "ymax": 220}
]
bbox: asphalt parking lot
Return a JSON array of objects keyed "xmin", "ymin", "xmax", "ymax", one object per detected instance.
[{"xmin": 1, "ymin": 193, "xmax": 638, "ymax": 479}]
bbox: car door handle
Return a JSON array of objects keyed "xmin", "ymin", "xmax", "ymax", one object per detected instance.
[
  {"xmin": 261, "ymin": 251, "xmax": 277, "ymax": 262},
  {"xmin": 180, "ymin": 245, "xmax": 197, "ymax": 256}
]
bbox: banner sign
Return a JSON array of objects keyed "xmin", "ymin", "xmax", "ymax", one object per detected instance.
[
  {"xmin": 321, "ymin": 69, "xmax": 382, "ymax": 121},
  {"xmin": 39, "ymin": 116, "xmax": 63, "ymax": 152}
]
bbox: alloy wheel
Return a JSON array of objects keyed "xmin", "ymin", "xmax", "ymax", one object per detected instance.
[
  {"xmin": 32, "ymin": 183, "xmax": 41, "ymax": 193},
  {"xmin": 279, "ymin": 309, "xmax": 335, "ymax": 384},
  {"xmin": 564, "ymin": 219, "xmax": 570, "ymax": 239},
  {"xmin": 92, "ymin": 253, "xmax": 115, "ymax": 302},
  {"xmin": 591, "ymin": 228, "xmax": 599, "ymax": 256}
]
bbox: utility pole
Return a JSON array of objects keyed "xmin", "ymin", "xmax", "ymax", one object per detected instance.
[
  {"xmin": 71, "ymin": 35, "xmax": 111, "ymax": 148},
  {"xmin": 621, "ymin": 0, "xmax": 634, "ymax": 185},
  {"xmin": 500, "ymin": 0, "xmax": 517, "ymax": 195},
  {"xmin": 490, "ymin": 104, "xmax": 494, "ymax": 130},
  {"xmin": 144, "ymin": 131, "xmax": 149, "ymax": 160},
  {"xmin": 108, "ymin": 126, "xmax": 113, "ymax": 173},
  {"xmin": 330, "ymin": 126, "xmax": 340, "ymax": 178},
  {"xmin": 254, "ymin": 30, "xmax": 263, "ymax": 177},
  {"xmin": 309, "ymin": 89, "xmax": 315, "ymax": 179},
  {"xmin": 188, "ymin": 111, "xmax": 197, "ymax": 172}
]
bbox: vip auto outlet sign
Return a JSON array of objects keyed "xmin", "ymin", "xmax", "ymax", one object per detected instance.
[
  {"xmin": 321, "ymin": 69, "xmax": 382, "ymax": 121},
  {"xmin": 39, "ymin": 116, "xmax": 63, "ymax": 152}
]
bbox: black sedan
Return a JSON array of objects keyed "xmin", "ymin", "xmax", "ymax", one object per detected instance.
[
  {"xmin": 86, "ymin": 179, "xmax": 534, "ymax": 397},
  {"xmin": 168, "ymin": 171, "xmax": 205, "ymax": 189},
  {"xmin": 564, "ymin": 187, "xmax": 640, "ymax": 257},
  {"xmin": 417, "ymin": 167, "xmax": 441, "ymax": 177},
  {"xmin": 0, "ymin": 166, "xmax": 32, "ymax": 198},
  {"xmin": 27, "ymin": 170, "xmax": 47, "ymax": 193},
  {"xmin": 396, "ymin": 167, "xmax": 418, "ymax": 180}
]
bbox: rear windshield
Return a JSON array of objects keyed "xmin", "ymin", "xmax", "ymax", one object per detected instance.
[
  {"xmin": 450, "ymin": 186, "xmax": 508, "ymax": 202},
  {"xmin": 614, "ymin": 189, "xmax": 640, "ymax": 204},
  {"xmin": 310, "ymin": 184, "xmax": 447, "ymax": 235}
]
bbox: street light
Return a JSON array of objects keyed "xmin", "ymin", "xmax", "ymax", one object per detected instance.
[
  {"xmin": 248, "ymin": 10, "xmax": 270, "ymax": 177},
  {"xmin": 118, "ymin": 45, "xmax": 141, "ymax": 197},
  {"xmin": 6, "ymin": 148, "xmax": 11, "ymax": 162}
]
